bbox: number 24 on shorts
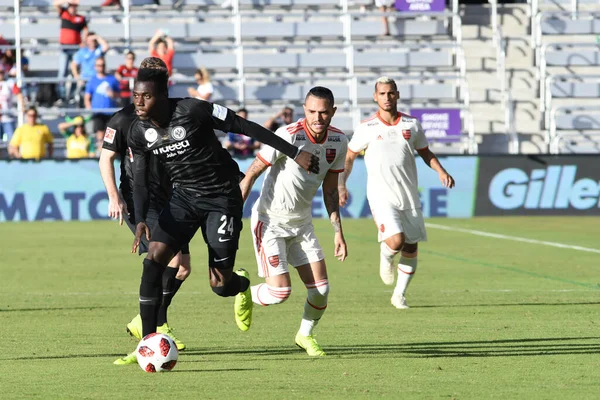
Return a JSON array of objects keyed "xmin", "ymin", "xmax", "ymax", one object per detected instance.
[{"xmin": 218, "ymin": 215, "xmax": 235, "ymax": 237}]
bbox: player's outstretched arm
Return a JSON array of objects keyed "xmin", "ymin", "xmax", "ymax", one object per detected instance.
[
  {"xmin": 240, "ymin": 157, "xmax": 269, "ymax": 202},
  {"xmin": 323, "ymin": 171, "xmax": 348, "ymax": 262},
  {"xmin": 227, "ymin": 114, "xmax": 320, "ymax": 174},
  {"xmin": 99, "ymin": 148, "xmax": 129, "ymax": 225},
  {"xmin": 416, "ymin": 147, "xmax": 455, "ymax": 189},
  {"xmin": 338, "ymin": 150, "xmax": 359, "ymax": 207}
]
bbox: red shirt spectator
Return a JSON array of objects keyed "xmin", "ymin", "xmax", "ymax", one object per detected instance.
[
  {"xmin": 54, "ymin": 0, "xmax": 87, "ymax": 45},
  {"xmin": 149, "ymin": 30, "xmax": 175, "ymax": 76},
  {"xmin": 115, "ymin": 51, "xmax": 138, "ymax": 101}
]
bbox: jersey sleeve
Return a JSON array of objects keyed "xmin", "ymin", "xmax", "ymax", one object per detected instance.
[
  {"xmin": 348, "ymin": 124, "xmax": 370, "ymax": 154},
  {"xmin": 189, "ymin": 99, "xmax": 299, "ymax": 159},
  {"xmin": 413, "ymin": 119, "xmax": 429, "ymax": 150},
  {"xmin": 256, "ymin": 126, "xmax": 289, "ymax": 166},
  {"xmin": 101, "ymin": 110, "xmax": 126, "ymax": 153},
  {"xmin": 329, "ymin": 136, "xmax": 348, "ymax": 173}
]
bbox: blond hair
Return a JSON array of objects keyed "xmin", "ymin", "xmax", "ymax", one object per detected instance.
[{"xmin": 374, "ymin": 76, "xmax": 398, "ymax": 92}]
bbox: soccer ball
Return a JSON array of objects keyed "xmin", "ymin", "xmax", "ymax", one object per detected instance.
[{"xmin": 136, "ymin": 333, "xmax": 179, "ymax": 373}]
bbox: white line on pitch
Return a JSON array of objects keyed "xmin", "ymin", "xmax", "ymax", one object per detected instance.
[{"xmin": 425, "ymin": 223, "xmax": 600, "ymax": 255}]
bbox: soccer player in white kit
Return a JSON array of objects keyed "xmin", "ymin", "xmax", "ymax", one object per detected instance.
[
  {"xmin": 339, "ymin": 77, "xmax": 455, "ymax": 309},
  {"xmin": 237, "ymin": 87, "xmax": 348, "ymax": 356}
]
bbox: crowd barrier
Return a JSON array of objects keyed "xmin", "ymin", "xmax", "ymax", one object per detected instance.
[{"xmin": 0, "ymin": 155, "xmax": 597, "ymax": 222}]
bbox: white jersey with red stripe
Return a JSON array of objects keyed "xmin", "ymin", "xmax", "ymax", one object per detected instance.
[
  {"xmin": 348, "ymin": 112, "xmax": 429, "ymax": 210},
  {"xmin": 255, "ymin": 118, "xmax": 348, "ymax": 226}
]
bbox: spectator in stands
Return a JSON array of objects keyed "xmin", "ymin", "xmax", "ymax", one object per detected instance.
[
  {"xmin": 223, "ymin": 108, "xmax": 261, "ymax": 157},
  {"xmin": 72, "ymin": 32, "xmax": 110, "ymax": 105},
  {"xmin": 8, "ymin": 106, "xmax": 53, "ymax": 160},
  {"xmin": 115, "ymin": 51, "xmax": 138, "ymax": 106},
  {"xmin": 0, "ymin": 35, "xmax": 9, "ymax": 59},
  {"xmin": 264, "ymin": 106, "xmax": 294, "ymax": 132},
  {"xmin": 54, "ymin": 0, "xmax": 88, "ymax": 102},
  {"xmin": 59, "ymin": 116, "xmax": 92, "ymax": 158},
  {"xmin": 187, "ymin": 67, "xmax": 213, "ymax": 101},
  {"xmin": 101, "ymin": 0, "xmax": 121, "ymax": 6},
  {"xmin": 0, "ymin": 49, "xmax": 15, "ymax": 73},
  {"xmin": 84, "ymin": 57, "xmax": 120, "ymax": 156},
  {"xmin": 149, "ymin": 29, "xmax": 175, "ymax": 76},
  {"xmin": 5, "ymin": 49, "xmax": 32, "ymax": 102},
  {"xmin": 376, "ymin": 0, "xmax": 394, "ymax": 36},
  {"xmin": 0, "ymin": 67, "xmax": 24, "ymax": 142}
]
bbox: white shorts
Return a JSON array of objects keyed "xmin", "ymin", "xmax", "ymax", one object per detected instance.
[
  {"xmin": 251, "ymin": 213, "xmax": 325, "ymax": 278},
  {"xmin": 371, "ymin": 205, "xmax": 427, "ymax": 244},
  {"xmin": 375, "ymin": 0, "xmax": 395, "ymax": 8}
]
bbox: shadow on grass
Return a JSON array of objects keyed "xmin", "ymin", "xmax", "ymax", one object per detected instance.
[
  {"xmin": 416, "ymin": 302, "xmax": 600, "ymax": 308},
  {"xmin": 8, "ymin": 337, "xmax": 600, "ymax": 362},
  {"xmin": 0, "ymin": 306, "xmax": 119, "ymax": 313},
  {"xmin": 170, "ymin": 368, "xmax": 260, "ymax": 373},
  {"xmin": 184, "ymin": 336, "xmax": 600, "ymax": 359}
]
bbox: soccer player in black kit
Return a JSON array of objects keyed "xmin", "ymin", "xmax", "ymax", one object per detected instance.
[
  {"xmin": 99, "ymin": 58, "xmax": 191, "ymax": 365},
  {"xmin": 122, "ymin": 67, "xmax": 319, "ymax": 360}
]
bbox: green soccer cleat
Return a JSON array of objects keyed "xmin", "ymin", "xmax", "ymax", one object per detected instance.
[
  {"xmin": 126, "ymin": 314, "xmax": 143, "ymax": 340},
  {"xmin": 295, "ymin": 332, "xmax": 326, "ymax": 357},
  {"xmin": 233, "ymin": 269, "xmax": 253, "ymax": 332},
  {"xmin": 157, "ymin": 323, "xmax": 186, "ymax": 351},
  {"xmin": 113, "ymin": 351, "xmax": 137, "ymax": 365}
]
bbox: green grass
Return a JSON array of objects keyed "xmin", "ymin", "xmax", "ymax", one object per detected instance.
[{"xmin": 1, "ymin": 217, "xmax": 600, "ymax": 399}]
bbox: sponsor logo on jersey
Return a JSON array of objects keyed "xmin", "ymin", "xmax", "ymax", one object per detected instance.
[
  {"xmin": 171, "ymin": 126, "xmax": 186, "ymax": 141},
  {"xmin": 328, "ymin": 136, "xmax": 341, "ymax": 142},
  {"xmin": 268, "ymin": 255, "xmax": 280, "ymax": 267},
  {"xmin": 401, "ymin": 116, "xmax": 413, "ymax": 122},
  {"xmin": 402, "ymin": 129, "xmax": 411, "ymax": 140},
  {"xmin": 145, "ymin": 128, "xmax": 158, "ymax": 143},
  {"xmin": 152, "ymin": 140, "xmax": 191, "ymax": 155},
  {"xmin": 388, "ymin": 130, "xmax": 398, "ymax": 139},
  {"xmin": 295, "ymin": 135, "xmax": 306, "ymax": 141},
  {"xmin": 103, "ymin": 127, "xmax": 116, "ymax": 144},
  {"xmin": 326, "ymin": 148, "xmax": 336, "ymax": 164},
  {"xmin": 212, "ymin": 104, "xmax": 228, "ymax": 121}
]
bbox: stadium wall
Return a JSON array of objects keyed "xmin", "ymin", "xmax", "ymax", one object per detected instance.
[{"xmin": 0, "ymin": 155, "xmax": 597, "ymax": 222}]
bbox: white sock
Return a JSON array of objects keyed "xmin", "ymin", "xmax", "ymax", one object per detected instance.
[
  {"xmin": 251, "ymin": 283, "xmax": 291, "ymax": 306},
  {"xmin": 394, "ymin": 253, "xmax": 418, "ymax": 296},
  {"xmin": 299, "ymin": 279, "xmax": 329, "ymax": 336},
  {"xmin": 380, "ymin": 242, "xmax": 399, "ymax": 268}
]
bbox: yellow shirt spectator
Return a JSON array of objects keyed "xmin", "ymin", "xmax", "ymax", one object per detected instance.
[
  {"xmin": 9, "ymin": 123, "xmax": 54, "ymax": 160},
  {"xmin": 66, "ymin": 134, "xmax": 91, "ymax": 159}
]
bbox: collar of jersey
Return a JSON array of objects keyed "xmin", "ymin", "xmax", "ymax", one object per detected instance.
[
  {"xmin": 376, "ymin": 111, "xmax": 401, "ymax": 127},
  {"xmin": 301, "ymin": 119, "xmax": 328, "ymax": 144}
]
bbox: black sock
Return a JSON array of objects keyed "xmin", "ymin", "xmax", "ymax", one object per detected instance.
[
  {"xmin": 211, "ymin": 273, "xmax": 250, "ymax": 297},
  {"xmin": 156, "ymin": 267, "xmax": 184, "ymax": 326},
  {"xmin": 139, "ymin": 259, "xmax": 166, "ymax": 337}
]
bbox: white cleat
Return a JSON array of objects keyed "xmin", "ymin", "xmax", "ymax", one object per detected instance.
[
  {"xmin": 379, "ymin": 260, "xmax": 395, "ymax": 286},
  {"xmin": 391, "ymin": 294, "xmax": 410, "ymax": 309}
]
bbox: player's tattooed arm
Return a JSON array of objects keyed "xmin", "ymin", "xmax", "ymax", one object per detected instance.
[
  {"xmin": 240, "ymin": 157, "xmax": 269, "ymax": 202},
  {"xmin": 323, "ymin": 171, "xmax": 342, "ymax": 233},
  {"xmin": 323, "ymin": 171, "xmax": 348, "ymax": 261}
]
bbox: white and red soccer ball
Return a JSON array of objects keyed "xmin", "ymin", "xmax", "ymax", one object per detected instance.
[{"xmin": 136, "ymin": 333, "xmax": 179, "ymax": 373}]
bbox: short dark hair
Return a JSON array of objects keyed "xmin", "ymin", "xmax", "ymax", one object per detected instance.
[
  {"xmin": 305, "ymin": 86, "xmax": 335, "ymax": 106},
  {"xmin": 237, "ymin": 108, "xmax": 248, "ymax": 114},
  {"xmin": 26, "ymin": 105, "xmax": 37, "ymax": 115},
  {"xmin": 127, "ymin": 50, "xmax": 136, "ymax": 58},
  {"xmin": 136, "ymin": 67, "xmax": 169, "ymax": 96}
]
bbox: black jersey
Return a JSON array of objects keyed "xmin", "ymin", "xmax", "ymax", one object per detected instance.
[
  {"xmin": 128, "ymin": 98, "xmax": 300, "ymax": 224},
  {"xmin": 101, "ymin": 104, "xmax": 171, "ymax": 209}
]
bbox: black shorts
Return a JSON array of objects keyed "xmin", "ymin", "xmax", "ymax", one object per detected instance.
[
  {"xmin": 93, "ymin": 114, "xmax": 112, "ymax": 133},
  {"xmin": 123, "ymin": 198, "xmax": 190, "ymax": 256},
  {"xmin": 152, "ymin": 187, "xmax": 243, "ymax": 269}
]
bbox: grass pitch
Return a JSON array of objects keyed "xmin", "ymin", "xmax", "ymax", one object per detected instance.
[{"xmin": 1, "ymin": 217, "xmax": 599, "ymax": 399}]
